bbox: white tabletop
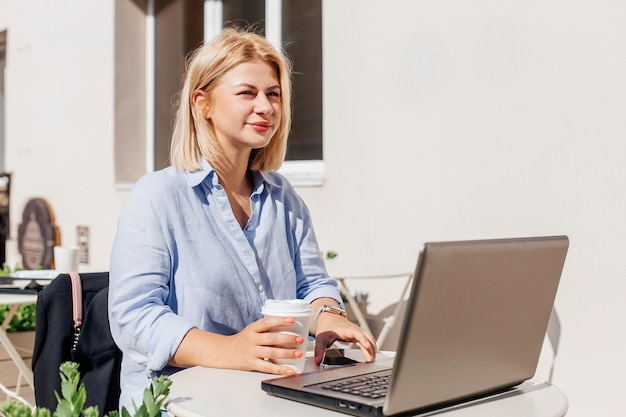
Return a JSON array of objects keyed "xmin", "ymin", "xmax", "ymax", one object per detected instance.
[
  {"xmin": 165, "ymin": 353, "xmax": 568, "ymax": 417},
  {"xmin": 0, "ymin": 293, "xmax": 38, "ymax": 305}
]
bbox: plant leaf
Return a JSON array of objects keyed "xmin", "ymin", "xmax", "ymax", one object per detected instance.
[
  {"xmin": 82, "ymin": 406, "xmax": 99, "ymax": 417},
  {"xmin": 53, "ymin": 400, "xmax": 73, "ymax": 417},
  {"xmin": 34, "ymin": 407, "xmax": 52, "ymax": 417},
  {"xmin": 0, "ymin": 400, "xmax": 34, "ymax": 417}
]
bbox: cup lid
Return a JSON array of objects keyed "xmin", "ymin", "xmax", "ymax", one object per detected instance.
[{"xmin": 261, "ymin": 299, "xmax": 313, "ymax": 316}]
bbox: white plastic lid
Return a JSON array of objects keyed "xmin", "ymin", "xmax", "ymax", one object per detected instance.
[{"xmin": 261, "ymin": 299, "xmax": 313, "ymax": 316}]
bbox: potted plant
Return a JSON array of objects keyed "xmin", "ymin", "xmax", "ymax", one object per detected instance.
[{"xmin": 0, "ymin": 362, "xmax": 171, "ymax": 417}]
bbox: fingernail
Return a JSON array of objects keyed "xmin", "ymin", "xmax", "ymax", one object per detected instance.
[
  {"xmin": 315, "ymin": 356, "xmax": 321, "ymax": 365},
  {"xmin": 294, "ymin": 350, "xmax": 303, "ymax": 358},
  {"xmin": 296, "ymin": 337, "xmax": 304, "ymax": 344}
]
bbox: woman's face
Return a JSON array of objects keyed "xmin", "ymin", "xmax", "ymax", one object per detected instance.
[{"xmin": 202, "ymin": 60, "xmax": 282, "ymax": 155}]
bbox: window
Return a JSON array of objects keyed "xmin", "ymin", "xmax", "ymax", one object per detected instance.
[
  {"xmin": 207, "ymin": 0, "xmax": 324, "ymax": 185},
  {"xmin": 280, "ymin": 0, "xmax": 323, "ymax": 162},
  {"xmin": 153, "ymin": 0, "xmax": 204, "ymax": 170},
  {"xmin": 219, "ymin": 0, "xmax": 322, "ymax": 161},
  {"xmin": 114, "ymin": 0, "xmax": 323, "ymax": 186}
]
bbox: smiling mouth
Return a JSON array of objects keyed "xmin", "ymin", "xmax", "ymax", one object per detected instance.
[{"xmin": 249, "ymin": 122, "xmax": 271, "ymax": 132}]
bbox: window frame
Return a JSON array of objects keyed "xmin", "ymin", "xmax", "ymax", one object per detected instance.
[{"xmin": 205, "ymin": 0, "xmax": 324, "ymax": 187}]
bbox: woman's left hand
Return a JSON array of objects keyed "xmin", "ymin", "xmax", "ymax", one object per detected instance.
[{"xmin": 313, "ymin": 314, "xmax": 377, "ymax": 365}]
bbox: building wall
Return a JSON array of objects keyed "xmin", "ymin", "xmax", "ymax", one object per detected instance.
[
  {"xmin": 1, "ymin": 1, "xmax": 625, "ymax": 416},
  {"xmin": 1, "ymin": 1, "xmax": 124, "ymax": 271}
]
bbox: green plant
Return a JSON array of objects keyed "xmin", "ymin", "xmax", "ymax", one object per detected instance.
[
  {"xmin": 0, "ymin": 304, "xmax": 37, "ymax": 332},
  {"xmin": 0, "ymin": 263, "xmax": 24, "ymax": 277},
  {"xmin": 0, "ymin": 362, "xmax": 171, "ymax": 417},
  {"xmin": 324, "ymin": 251, "xmax": 338, "ymax": 260},
  {"xmin": 0, "ymin": 263, "xmax": 38, "ymax": 332}
]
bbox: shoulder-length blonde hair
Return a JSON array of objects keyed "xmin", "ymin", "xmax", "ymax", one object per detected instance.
[{"xmin": 170, "ymin": 27, "xmax": 292, "ymax": 172}]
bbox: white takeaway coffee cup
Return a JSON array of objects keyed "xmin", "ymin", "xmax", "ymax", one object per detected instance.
[
  {"xmin": 53, "ymin": 246, "xmax": 80, "ymax": 273},
  {"xmin": 261, "ymin": 299, "xmax": 313, "ymax": 373}
]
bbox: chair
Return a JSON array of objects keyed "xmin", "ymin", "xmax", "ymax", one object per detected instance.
[
  {"xmin": 0, "ymin": 293, "xmax": 37, "ymax": 405},
  {"xmin": 546, "ymin": 307, "xmax": 561, "ymax": 383},
  {"xmin": 335, "ymin": 272, "xmax": 414, "ymax": 349},
  {"xmin": 32, "ymin": 272, "xmax": 122, "ymax": 416}
]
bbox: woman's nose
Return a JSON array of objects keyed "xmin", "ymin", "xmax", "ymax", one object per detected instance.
[{"xmin": 254, "ymin": 93, "xmax": 273, "ymax": 114}]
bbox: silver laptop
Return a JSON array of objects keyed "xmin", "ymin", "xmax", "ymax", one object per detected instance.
[{"xmin": 262, "ymin": 235, "xmax": 569, "ymax": 416}]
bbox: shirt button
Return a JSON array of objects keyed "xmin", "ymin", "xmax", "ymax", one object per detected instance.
[
  {"xmin": 257, "ymin": 284, "xmax": 264, "ymax": 292},
  {"xmin": 245, "ymin": 250, "xmax": 253, "ymax": 258},
  {"xmin": 246, "ymin": 226, "xmax": 253, "ymax": 231}
]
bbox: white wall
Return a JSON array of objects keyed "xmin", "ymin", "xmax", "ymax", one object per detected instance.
[
  {"xmin": 1, "ymin": 1, "xmax": 625, "ymax": 416},
  {"xmin": 1, "ymin": 1, "xmax": 125, "ymax": 270},
  {"xmin": 303, "ymin": 1, "xmax": 624, "ymax": 416}
]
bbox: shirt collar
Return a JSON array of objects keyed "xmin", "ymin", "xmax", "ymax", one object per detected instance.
[
  {"xmin": 255, "ymin": 170, "xmax": 281, "ymax": 188},
  {"xmin": 183, "ymin": 158, "xmax": 279, "ymax": 192},
  {"xmin": 184, "ymin": 158, "xmax": 215, "ymax": 187}
]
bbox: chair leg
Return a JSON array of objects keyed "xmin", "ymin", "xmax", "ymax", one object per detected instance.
[{"xmin": 546, "ymin": 307, "xmax": 561, "ymax": 383}]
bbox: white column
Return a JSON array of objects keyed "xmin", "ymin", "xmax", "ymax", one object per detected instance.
[
  {"xmin": 265, "ymin": 0, "xmax": 282, "ymax": 50},
  {"xmin": 204, "ymin": 0, "xmax": 223, "ymax": 41}
]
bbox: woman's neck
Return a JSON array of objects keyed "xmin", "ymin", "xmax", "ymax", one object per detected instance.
[
  {"xmin": 213, "ymin": 153, "xmax": 253, "ymax": 229},
  {"xmin": 211, "ymin": 147, "xmax": 251, "ymax": 189}
]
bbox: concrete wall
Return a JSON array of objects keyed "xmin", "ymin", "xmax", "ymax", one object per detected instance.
[{"xmin": 1, "ymin": 1, "xmax": 625, "ymax": 415}]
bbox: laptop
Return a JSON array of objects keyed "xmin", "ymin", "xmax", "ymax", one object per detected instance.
[{"xmin": 262, "ymin": 235, "xmax": 569, "ymax": 416}]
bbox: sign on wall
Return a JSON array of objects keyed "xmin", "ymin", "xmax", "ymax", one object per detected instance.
[{"xmin": 17, "ymin": 198, "xmax": 59, "ymax": 270}]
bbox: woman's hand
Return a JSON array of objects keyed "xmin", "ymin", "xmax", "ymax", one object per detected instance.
[
  {"xmin": 170, "ymin": 316, "xmax": 307, "ymax": 375},
  {"xmin": 313, "ymin": 313, "xmax": 377, "ymax": 366}
]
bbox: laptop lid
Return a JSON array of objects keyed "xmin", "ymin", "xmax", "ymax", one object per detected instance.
[{"xmin": 262, "ymin": 235, "xmax": 569, "ymax": 417}]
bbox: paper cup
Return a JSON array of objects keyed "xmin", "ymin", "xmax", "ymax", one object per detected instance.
[
  {"xmin": 53, "ymin": 246, "xmax": 80, "ymax": 273},
  {"xmin": 261, "ymin": 299, "xmax": 313, "ymax": 373}
]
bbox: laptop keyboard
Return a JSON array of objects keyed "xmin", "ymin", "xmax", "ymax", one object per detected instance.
[{"xmin": 319, "ymin": 370, "xmax": 391, "ymax": 399}]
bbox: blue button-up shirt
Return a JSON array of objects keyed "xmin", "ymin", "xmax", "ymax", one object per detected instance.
[{"xmin": 109, "ymin": 159, "xmax": 341, "ymax": 410}]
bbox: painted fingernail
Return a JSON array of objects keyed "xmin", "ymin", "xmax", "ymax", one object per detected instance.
[
  {"xmin": 296, "ymin": 337, "xmax": 304, "ymax": 344},
  {"xmin": 294, "ymin": 350, "xmax": 303, "ymax": 358}
]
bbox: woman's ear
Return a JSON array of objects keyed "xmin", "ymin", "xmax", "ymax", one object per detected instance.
[{"xmin": 192, "ymin": 90, "xmax": 211, "ymax": 119}]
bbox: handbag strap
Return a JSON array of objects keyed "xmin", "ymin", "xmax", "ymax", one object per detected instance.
[
  {"xmin": 69, "ymin": 271, "xmax": 82, "ymax": 353},
  {"xmin": 69, "ymin": 271, "xmax": 83, "ymax": 327}
]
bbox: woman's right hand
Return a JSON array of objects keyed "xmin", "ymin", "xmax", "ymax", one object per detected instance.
[{"xmin": 169, "ymin": 316, "xmax": 305, "ymax": 375}]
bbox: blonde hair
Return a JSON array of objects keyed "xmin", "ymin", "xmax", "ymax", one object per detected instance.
[{"xmin": 170, "ymin": 27, "xmax": 293, "ymax": 172}]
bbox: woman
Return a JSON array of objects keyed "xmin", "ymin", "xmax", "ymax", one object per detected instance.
[{"xmin": 108, "ymin": 27, "xmax": 376, "ymax": 411}]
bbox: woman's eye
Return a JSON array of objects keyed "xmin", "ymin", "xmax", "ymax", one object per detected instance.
[
  {"xmin": 267, "ymin": 91, "xmax": 281, "ymax": 98},
  {"xmin": 238, "ymin": 90, "xmax": 255, "ymax": 96}
]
